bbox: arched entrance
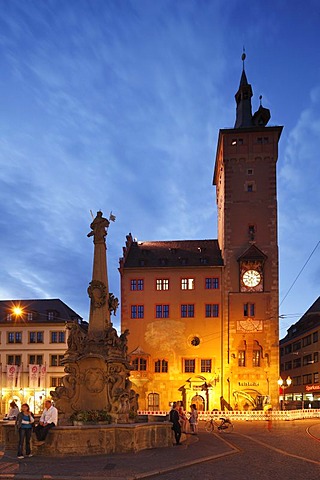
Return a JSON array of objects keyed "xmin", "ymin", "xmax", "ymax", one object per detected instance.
[{"xmin": 191, "ymin": 394, "xmax": 205, "ymax": 411}]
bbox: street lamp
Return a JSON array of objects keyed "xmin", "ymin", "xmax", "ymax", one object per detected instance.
[{"xmin": 278, "ymin": 376, "xmax": 292, "ymax": 410}]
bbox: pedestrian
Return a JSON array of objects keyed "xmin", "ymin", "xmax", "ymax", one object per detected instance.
[
  {"xmin": 15, "ymin": 403, "xmax": 34, "ymax": 459},
  {"xmin": 7, "ymin": 401, "xmax": 19, "ymax": 419},
  {"xmin": 189, "ymin": 404, "xmax": 198, "ymax": 434},
  {"xmin": 178, "ymin": 402, "xmax": 188, "ymax": 433},
  {"xmin": 34, "ymin": 399, "xmax": 58, "ymax": 445},
  {"xmin": 169, "ymin": 402, "xmax": 182, "ymax": 445}
]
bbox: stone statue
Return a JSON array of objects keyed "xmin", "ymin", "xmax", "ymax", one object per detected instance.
[
  {"xmin": 87, "ymin": 211, "xmax": 110, "ymax": 244},
  {"xmin": 108, "ymin": 292, "xmax": 119, "ymax": 316},
  {"xmin": 67, "ymin": 322, "xmax": 87, "ymax": 354}
]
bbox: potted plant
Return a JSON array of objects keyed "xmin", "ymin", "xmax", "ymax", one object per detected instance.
[{"xmin": 70, "ymin": 410, "xmax": 112, "ymax": 425}]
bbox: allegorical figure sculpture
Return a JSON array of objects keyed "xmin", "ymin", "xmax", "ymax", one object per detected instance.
[{"xmin": 87, "ymin": 210, "xmax": 115, "ymax": 244}]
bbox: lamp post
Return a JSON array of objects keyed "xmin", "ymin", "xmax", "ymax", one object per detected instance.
[{"xmin": 278, "ymin": 376, "xmax": 292, "ymax": 410}]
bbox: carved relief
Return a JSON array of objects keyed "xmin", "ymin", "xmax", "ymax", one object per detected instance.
[
  {"xmin": 85, "ymin": 368, "xmax": 105, "ymax": 393},
  {"xmin": 87, "ymin": 280, "xmax": 107, "ymax": 308}
]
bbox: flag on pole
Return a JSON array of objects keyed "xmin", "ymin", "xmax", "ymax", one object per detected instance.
[
  {"xmin": 29, "ymin": 364, "xmax": 40, "ymax": 389},
  {"xmin": 6, "ymin": 365, "xmax": 18, "ymax": 388},
  {"xmin": 40, "ymin": 364, "xmax": 46, "ymax": 388}
]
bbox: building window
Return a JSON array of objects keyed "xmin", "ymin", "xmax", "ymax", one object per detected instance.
[
  {"xmin": 156, "ymin": 279, "xmax": 169, "ymax": 290},
  {"xmin": 131, "ymin": 305, "xmax": 144, "ymax": 319},
  {"xmin": 50, "ymin": 377, "xmax": 63, "ymax": 387},
  {"xmin": 293, "ymin": 341, "xmax": 301, "ymax": 351},
  {"xmin": 314, "ymin": 372, "xmax": 319, "ymax": 384},
  {"xmin": 243, "ymin": 303, "xmax": 255, "ymax": 317},
  {"xmin": 247, "ymin": 169, "xmax": 253, "ymax": 175},
  {"xmin": 181, "ymin": 278, "xmax": 194, "ymax": 290},
  {"xmin": 155, "ymin": 305, "xmax": 169, "ymax": 318},
  {"xmin": 184, "ymin": 359, "xmax": 195, "ymax": 373},
  {"xmin": 303, "ymin": 374, "xmax": 312, "ymax": 385},
  {"xmin": 132, "ymin": 357, "xmax": 147, "ymax": 371},
  {"xmin": 292, "ymin": 376, "xmax": 301, "ymax": 386},
  {"xmin": 29, "ymin": 331, "xmax": 44, "ymax": 343},
  {"xmin": 130, "ymin": 279, "xmax": 144, "ymax": 291},
  {"xmin": 191, "ymin": 336, "xmax": 200, "ymax": 347},
  {"xmin": 7, "ymin": 355, "xmax": 21, "ymax": 365},
  {"xmin": 314, "ymin": 352, "xmax": 319, "ymax": 363},
  {"xmin": 293, "ymin": 358, "xmax": 301, "ymax": 368},
  {"xmin": 154, "ymin": 359, "xmax": 168, "ymax": 373},
  {"xmin": 284, "ymin": 344, "xmax": 292, "ymax": 354},
  {"xmin": 284, "ymin": 361, "xmax": 292, "ymax": 370},
  {"xmin": 248, "ymin": 225, "xmax": 255, "ymax": 240},
  {"xmin": 47, "ymin": 311, "xmax": 55, "ymax": 321},
  {"xmin": 50, "ymin": 331, "xmax": 65, "ymax": 343},
  {"xmin": 238, "ymin": 350, "xmax": 246, "ymax": 367},
  {"xmin": 50, "ymin": 355, "xmax": 65, "ymax": 367},
  {"xmin": 29, "ymin": 355, "xmax": 43, "ymax": 365},
  {"xmin": 303, "ymin": 355, "xmax": 313, "ymax": 366},
  {"xmin": 201, "ymin": 359, "xmax": 212, "ymax": 373},
  {"xmin": 181, "ymin": 304, "xmax": 194, "ymax": 318},
  {"xmin": 27, "ymin": 313, "xmax": 33, "ymax": 321},
  {"xmin": 247, "ymin": 184, "xmax": 253, "ymax": 192},
  {"xmin": 148, "ymin": 392, "xmax": 160, "ymax": 411},
  {"xmin": 253, "ymin": 350, "xmax": 261, "ymax": 367},
  {"xmin": 205, "ymin": 277, "xmax": 219, "ymax": 289},
  {"xmin": 302, "ymin": 335, "xmax": 311, "ymax": 347},
  {"xmin": 205, "ymin": 304, "xmax": 219, "ymax": 317},
  {"xmin": 313, "ymin": 331, "xmax": 318, "ymax": 343},
  {"xmin": 6, "ymin": 313, "xmax": 13, "ymax": 321},
  {"xmin": 7, "ymin": 332, "xmax": 22, "ymax": 344}
]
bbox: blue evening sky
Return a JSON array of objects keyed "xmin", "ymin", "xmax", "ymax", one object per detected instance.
[{"xmin": 0, "ymin": 0, "xmax": 319, "ymax": 338}]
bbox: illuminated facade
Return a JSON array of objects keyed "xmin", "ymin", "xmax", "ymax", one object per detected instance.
[
  {"xmin": 280, "ymin": 296, "xmax": 320, "ymax": 408},
  {"xmin": 0, "ymin": 299, "xmax": 83, "ymax": 414},
  {"xmin": 120, "ymin": 60, "xmax": 282, "ymax": 411}
]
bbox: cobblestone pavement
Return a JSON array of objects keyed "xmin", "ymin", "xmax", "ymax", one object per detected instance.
[{"xmin": 0, "ymin": 420, "xmax": 319, "ymax": 480}]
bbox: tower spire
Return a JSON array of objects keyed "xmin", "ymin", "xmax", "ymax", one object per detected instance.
[{"xmin": 234, "ymin": 50, "xmax": 253, "ymax": 128}]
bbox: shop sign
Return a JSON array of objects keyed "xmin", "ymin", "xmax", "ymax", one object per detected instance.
[
  {"xmin": 305, "ymin": 384, "xmax": 320, "ymax": 392},
  {"xmin": 238, "ymin": 381, "xmax": 259, "ymax": 387}
]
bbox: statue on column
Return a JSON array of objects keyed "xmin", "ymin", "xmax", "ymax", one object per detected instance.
[{"xmin": 87, "ymin": 211, "xmax": 115, "ymax": 244}]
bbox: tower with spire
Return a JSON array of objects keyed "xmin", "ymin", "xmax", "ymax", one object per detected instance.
[{"xmin": 214, "ymin": 53, "xmax": 283, "ymax": 408}]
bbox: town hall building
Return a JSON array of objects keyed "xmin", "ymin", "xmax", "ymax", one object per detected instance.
[{"xmin": 120, "ymin": 57, "xmax": 283, "ymax": 412}]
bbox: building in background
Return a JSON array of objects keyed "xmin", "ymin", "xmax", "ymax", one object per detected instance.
[
  {"xmin": 279, "ymin": 296, "xmax": 320, "ymax": 409},
  {"xmin": 120, "ymin": 58, "xmax": 282, "ymax": 412},
  {"xmin": 0, "ymin": 299, "xmax": 83, "ymax": 414}
]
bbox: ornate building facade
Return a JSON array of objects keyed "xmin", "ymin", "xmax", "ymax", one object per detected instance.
[
  {"xmin": 0, "ymin": 298, "xmax": 83, "ymax": 415},
  {"xmin": 120, "ymin": 59, "xmax": 283, "ymax": 411}
]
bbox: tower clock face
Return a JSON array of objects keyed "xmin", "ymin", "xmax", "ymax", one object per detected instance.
[{"xmin": 242, "ymin": 269, "xmax": 261, "ymax": 287}]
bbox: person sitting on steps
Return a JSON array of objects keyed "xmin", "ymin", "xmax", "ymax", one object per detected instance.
[{"xmin": 34, "ymin": 400, "xmax": 58, "ymax": 446}]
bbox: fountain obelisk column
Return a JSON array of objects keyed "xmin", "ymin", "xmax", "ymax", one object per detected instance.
[{"xmin": 87, "ymin": 211, "xmax": 113, "ymax": 334}]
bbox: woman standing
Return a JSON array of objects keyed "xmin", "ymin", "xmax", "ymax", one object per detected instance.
[
  {"xmin": 189, "ymin": 404, "xmax": 198, "ymax": 434},
  {"xmin": 15, "ymin": 403, "xmax": 34, "ymax": 459}
]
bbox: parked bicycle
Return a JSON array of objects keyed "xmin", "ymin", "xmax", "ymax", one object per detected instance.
[{"xmin": 205, "ymin": 416, "xmax": 234, "ymax": 433}]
